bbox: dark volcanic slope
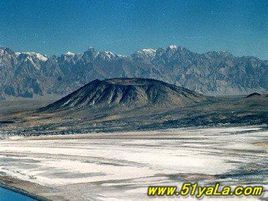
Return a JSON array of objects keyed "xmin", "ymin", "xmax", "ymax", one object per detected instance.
[{"xmin": 42, "ymin": 78, "xmax": 204, "ymax": 111}]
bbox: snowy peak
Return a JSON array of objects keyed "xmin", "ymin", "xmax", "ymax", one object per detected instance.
[
  {"xmin": 133, "ymin": 48, "xmax": 157, "ymax": 59},
  {"xmin": 139, "ymin": 48, "xmax": 157, "ymax": 57},
  {"xmin": 17, "ymin": 52, "xmax": 48, "ymax": 62},
  {"xmin": 168, "ymin": 44, "xmax": 177, "ymax": 49},
  {"xmin": 95, "ymin": 51, "xmax": 119, "ymax": 60},
  {"xmin": 103, "ymin": 51, "xmax": 116, "ymax": 59},
  {"xmin": 65, "ymin": 51, "xmax": 76, "ymax": 57}
]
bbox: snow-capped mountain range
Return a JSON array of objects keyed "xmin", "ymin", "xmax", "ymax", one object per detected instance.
[{"xmin": 0, "ymin": 45, "xmax": 267, "ymax": 99}]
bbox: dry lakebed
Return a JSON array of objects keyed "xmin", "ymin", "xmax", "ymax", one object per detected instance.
[{"xmin": 0, "ymin": 126, "xmax": 267, "ymax": 201}]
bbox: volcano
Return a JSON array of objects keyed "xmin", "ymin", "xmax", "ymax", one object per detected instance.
[{"xmin": 42, "ymin": 78, "xmax": 205, "ymax": 112}]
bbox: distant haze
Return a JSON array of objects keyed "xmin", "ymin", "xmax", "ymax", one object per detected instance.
[{"xmin": 0, "ymin": 0, "xmax": 267, "ymax": 59}]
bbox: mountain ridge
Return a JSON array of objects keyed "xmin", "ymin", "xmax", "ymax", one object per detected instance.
[{"xmin": 0, "ymin": 45, "xmax": 267, "ymax": 99}]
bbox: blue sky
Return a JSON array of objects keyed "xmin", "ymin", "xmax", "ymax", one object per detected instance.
[{"xmin": 0, "ymin": 0, "xmax": 267, "ymax": 59}]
